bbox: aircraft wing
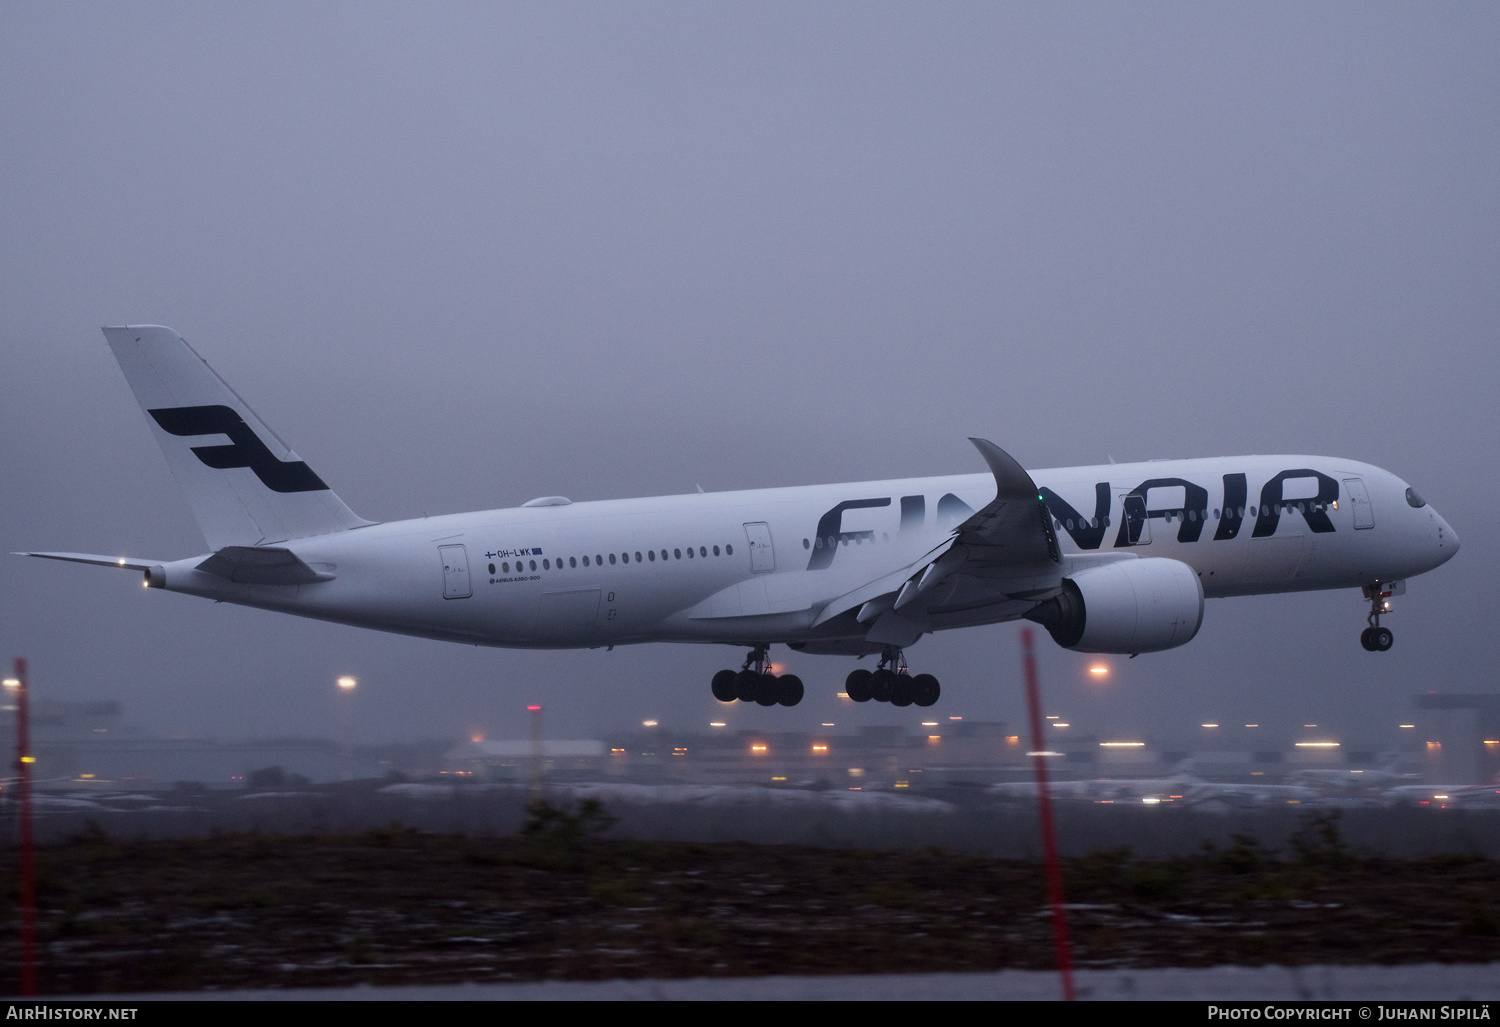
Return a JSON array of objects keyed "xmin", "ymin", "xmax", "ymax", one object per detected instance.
[{"xmin": 812, "ymin": 438, "xmax": 1061, "ymax": 644}]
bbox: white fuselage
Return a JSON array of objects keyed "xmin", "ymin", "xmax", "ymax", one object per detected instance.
[{"xmin": 147, "ymin": 454, "xmax": 1458, "ymax": 654}]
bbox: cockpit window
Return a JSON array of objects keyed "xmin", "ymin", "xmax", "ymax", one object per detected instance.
[{"xmin": 1405, "ymin": 487, "xmax": 1426, "ymax": 508}]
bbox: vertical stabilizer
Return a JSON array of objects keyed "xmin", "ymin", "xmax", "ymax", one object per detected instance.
[{"xmin": 103, "ymin": 325, "xmax": 372, "ymax": 549}]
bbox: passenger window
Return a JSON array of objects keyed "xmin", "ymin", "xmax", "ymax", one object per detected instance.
[
  {"xmin": 582, "ymin": 556, "xmax": 590, "ymax": 566},
  {"xmin": 570, "ymin": 557, "xmax": 577, "ymax": 568},
  {"xmin": 700, "ymin": 546, "xmax": 707, "ymax": 557},
  {"xmin": 713, "ymin": 546, "xmax": 720, "ymax": 556},
  {"xmin": 726, "ymin": 544, "xmax": 733, "ymax": 555},
  {"xmin": 674, "ymin": 549, "xmax": 681, "ymax": 559},
  {"xmin": 648, "ymin": 550, "xmax": 656, "ymax": 561},
  {"xmin": 488, "ymin": 563, "xmax": 496, "ymax": 574},
  {"xmin": 543, "ymin": 559, "xmax": 550, "ymax": 570},
  {"xmin": 609, "ymin": 554, "xmax": 616, "ymax": 565},
  {"xmin": 502, "ymin": 562, "xmax": 510, "ymax": 573},
  {"xmin": 635, "ymin": 552, "xmax": 643, "ymax": 563}
]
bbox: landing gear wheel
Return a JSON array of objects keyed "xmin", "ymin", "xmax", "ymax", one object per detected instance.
[
  {"xmin": 1360, "ymin": 628, "xmax": 1375, "ymax": 651},
  {"xmin": 778, "ymin": 674, "xmax": 804, "ymax": 707},
  {"xmin": 845, "ymin": 669, "xmax": 873, "ymax": 702},
  {"xmin": 734, "ymin": 669, "xmax": 760, "ymax": 702},
  {"xmin": 911, "ymin": 673, "xmax": 941, "ymax": 707},
  {"xmin": 870, "ymin": 668, "xmax": 897, "ymax": 703},
  {"xmin": 711, "ymin": 669, "xmax": 738, "ymax": 702},
  {"xmin": 890, "ymin": 675, "xmax": 914, "ymax": 707},
  {"xmin": 1371, "ymin": 626, "xmax": 1393, "ymax": 651},
  {"xmin": 755, "ymin": 673, "xmax": 781, "ymax": 706}
]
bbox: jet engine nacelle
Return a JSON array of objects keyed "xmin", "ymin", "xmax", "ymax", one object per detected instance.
[{"xmin": 1026, "ymin": 557, "xmax": 1204, "ymax": 654}]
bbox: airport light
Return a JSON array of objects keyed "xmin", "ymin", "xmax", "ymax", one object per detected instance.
[
  {"xmin": 336, "ymin": 676, "xmax": 357, "ymax": 781},
  {"xmin": 1202, "ymin": 723, "xmax": 1219, "ymax": 728},
  {"xmin": 1100, "ymin": 741, "xmax": 1145, "ymax": 748},
  {"xmin": 1295, "ymin": 741, "xmax": 1340, "ymax": 748}
]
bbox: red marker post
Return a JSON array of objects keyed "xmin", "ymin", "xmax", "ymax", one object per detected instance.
[
  {"xmin": 1020, "ymin": 628, "xmax": 1075, "ymax": 1001},
  {"xmin": 10, "ymin": 658, "xmax": 37, "ymax": 996}
]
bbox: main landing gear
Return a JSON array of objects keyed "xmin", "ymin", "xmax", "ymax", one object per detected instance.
[
  {"xmin": 1360, "ymin": 582, "xmax": 1397, "ymax": 652},
  {"xmin": 844, "ymin": 647, "xmax": 941, "ymax": 707},
  {"xmin": 710, "ymin": 645, "xmax": 804, "ymax": 707}
]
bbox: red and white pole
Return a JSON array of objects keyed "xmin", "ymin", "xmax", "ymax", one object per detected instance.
[
  {"xmin": 1020, "ymin": 628, "xmax": 1075, "ymax": 1001},
  {"xmin": 12, "ymin": 658, "xmax": 37, "ymax": 996}
]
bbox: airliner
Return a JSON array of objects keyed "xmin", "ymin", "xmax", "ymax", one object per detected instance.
[{"xmin": 25, "ymin": 327, "xmax": 1460, "ymax": 709}]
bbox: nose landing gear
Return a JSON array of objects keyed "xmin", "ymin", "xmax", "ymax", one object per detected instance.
[
  {"xmin": 710, "ymin": 645, "xmax": 803, "ymax": 706},
  {"xmin": 1360, "ymin": 581, "xmax": 1402, "ymax": 652}
]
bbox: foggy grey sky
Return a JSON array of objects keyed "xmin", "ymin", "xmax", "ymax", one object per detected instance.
[{"xmin": 2, "ymin": 3, "xmax": 1496, "ymax": 748}]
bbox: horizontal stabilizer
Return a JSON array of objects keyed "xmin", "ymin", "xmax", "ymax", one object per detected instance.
[
  {"xmin": 196, "ymin": 546, "xmax": 334, "ymax": 585},
  {"xmin": 22, "ymin": 552, "xmax": 163, "ymax": 572}
]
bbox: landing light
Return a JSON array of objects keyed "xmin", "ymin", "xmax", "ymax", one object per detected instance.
[
  {"xmin": 1100, "ymin": 741, "xmax": 1145, "ymax": 748},
  {"xmin": 642, "ymin": 720, "xmax": 658, "ymax": 727},
  {"xmin": 1089, "ymin": 665, "xmax": 1109, "ymax": 677}
]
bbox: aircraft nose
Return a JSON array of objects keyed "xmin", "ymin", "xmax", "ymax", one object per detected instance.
[{"xmin": 1435, "ymin": 510, "xmax": 1459, "ymax": 562}]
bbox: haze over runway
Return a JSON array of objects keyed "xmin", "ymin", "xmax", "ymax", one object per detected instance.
[{"xmin": 2, "ymin": 3, "xmax": 1496, "ymax": 749}]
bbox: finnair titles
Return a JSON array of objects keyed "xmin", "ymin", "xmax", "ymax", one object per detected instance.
[{"xmin": 28, "ymin": 327, "xmax": 1459, "ymax": 710}]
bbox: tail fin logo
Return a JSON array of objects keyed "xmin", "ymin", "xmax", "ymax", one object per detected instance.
[{"xmin": 148, "ymin": 405, "xmax": 328, "ymax": 493}]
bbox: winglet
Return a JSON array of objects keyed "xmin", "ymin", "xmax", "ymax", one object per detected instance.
[
  {"xmin": 968, "ymin": 437, "xmax": 1042, "ymax": 501},
  {"xmin": 960, "ymin": 438, "xmax": 1059, "ymax": 565}
]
